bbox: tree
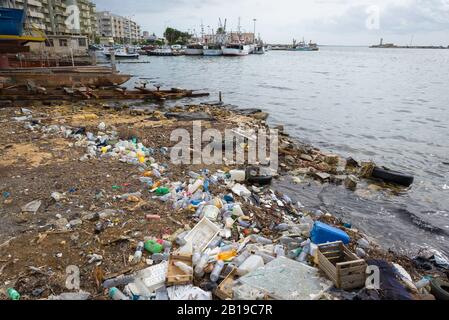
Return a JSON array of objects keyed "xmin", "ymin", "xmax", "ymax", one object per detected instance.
[{"xmin": 163, "ymin": 27, "xmax": 191, "ymax": 45}]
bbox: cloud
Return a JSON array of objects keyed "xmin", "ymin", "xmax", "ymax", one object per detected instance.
[{"xmin": 91, "ymin": 0, "xmax": 449, "ymax": 45}]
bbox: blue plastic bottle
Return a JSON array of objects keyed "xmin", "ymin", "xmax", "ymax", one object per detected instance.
[{"xmin": 310, "ymin": 221, "xmax": 350, "ymax": 244}]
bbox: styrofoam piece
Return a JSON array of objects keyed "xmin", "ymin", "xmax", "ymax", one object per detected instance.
[
  {"xmin": 167, "ymin": 285, "xmax": 212, "ymax": 300},
  {"xmin": 136, "ymin": 261, "xmax": 168, "ymax": 292},
  {"xmin": 184, "ymin": 217, "xmax": 220, "ymax": 252}
]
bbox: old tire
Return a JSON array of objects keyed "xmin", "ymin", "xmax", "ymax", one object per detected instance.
[
  {"xmin": 430, "ymin": 278, "xmax": 449, "ymax": 301},
  {"xmin": 246, "ymin": 167, "xmax": 273, "ymax": 186},
  {"xmin": 371, "ymin": 167, "xmax": 414, "ymax": 187}
]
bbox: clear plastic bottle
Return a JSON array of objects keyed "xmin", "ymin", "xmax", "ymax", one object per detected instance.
[
  {"xmin": 250, "ymin": 235, "xmax": 272, "ymax": 245},
  {"xmin": 132, "ymin": 242, "xmax": 144, "ymax": 265},
  {"xmin": 175, "ymin": 261, "xmax": 193, "ymax": 274},
  {"xmin": 297, "ymin": 239, "xmax": 311, "ymax": 262},
  {"xmin": 254, "ymin": 250, "xmax": 275, "ymax": 264},
  {"xmin": 109, "ymin": 287, "xmax": 129, "ymax": 300},
  {"xmin": 103, "ymin": 274, "xmax": 135, "ymax": 289},
  {"xmin": 233, "ymin": 250, "xmax": 251, "ymax": 267},
  {"xmin": 210, "ymin": 260, "xmax": 225, "ymax": 282},
  {"xmin": 194, "ymin": 253, "xmax": 209, "ymax": 277}
]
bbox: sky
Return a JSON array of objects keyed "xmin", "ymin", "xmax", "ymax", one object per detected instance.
[{"xmin": 93, "ymin": 0, "xmax": 449, "ymax": 46}]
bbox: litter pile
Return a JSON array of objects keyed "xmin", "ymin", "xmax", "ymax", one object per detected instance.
[{"xmin": 0, "ymin": 102, "xmax": 448, "ymax": 301}]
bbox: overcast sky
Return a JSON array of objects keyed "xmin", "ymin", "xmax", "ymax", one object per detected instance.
[{"xmin": 93, "ymin": 0, "xmax": 449, "ymax": 45}]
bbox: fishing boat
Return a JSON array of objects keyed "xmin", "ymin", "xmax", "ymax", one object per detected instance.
[
  {"xmin": 290, "ymin": 39, "xmax": 319, "ymax": 51},
  {"xmin": 253, "ymin": 45, "xmax": 265, "ymax": 54},
  {"xmin": 147, "ymin": 47, "xmax": 177, "ymax": 56},
  {"xmin": 185, "ymin": 44, "xmax": 204, "ymax": 55},
  {"xmin": 0, "ymin": 66, "xmax": 131, "ymax": 87},
  {"xmin": 203, "ymin": 44, "xmax": 223, "ymax": 56},
  {"xmin": 222, "ymin": 43, "xmax": 250, "ymax": 56},
  {"xmin": 104, "ymin": 47, "xmax": 139, "ymax": 59},
  {"xmin": 0, "ymin": 7, "xmax": 25, "ymax": 36}
]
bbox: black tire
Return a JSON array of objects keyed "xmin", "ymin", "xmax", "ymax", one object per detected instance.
[
  {"xmin": 430, "ymin": 278, "xmax": 449, "ymax": 301},
  {"xmin": 371, "ymin": 167, "xmax": 414, "ymax": 187},
  {"xmin": 246, "ymin": 167, "xmax": 273, "ymax": 186}
]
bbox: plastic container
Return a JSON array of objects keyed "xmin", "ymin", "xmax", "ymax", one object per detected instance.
[
  {"xmin": 202, "ymin": 205, "xmax": 220, "ymax": 221},
  {"xmin": 194, "ymin": 253, "xmax": 210, "ymax": 277},
  {"xmin": 144, "ymin": 240, "xmax": 163, "ymax": 254},
  {"xmin": 210, "ymin": 260, "xmax": 225, "ymax": 282},
  {"xmin": 7, "ymin": 288, "xmax": 20, "ymax": 300},
  {"xmin": 237, "ymin": 255, "xmax": 265, "ymax": 276},
  {"xmin": 234, "ymin": 250, "xmax": 251, "ymax": 267},
  {"xmin": 103, "ymin": 274, "xmax": 136, "ymax": 289},
  {"xmin": 109, "ymin": 287, "xmax": 129, "ymax": 300},
  {"xmin": 310, "ymin": 221, "xmax": 350, "ymax": 245},
  {"xmin": 229, "ymin": 170, "xmax": 246, "ymax": 182},
  {"xmin": 132, "ymin": 242, "xmax": 144, "ymax": 265},
  {"xmin": 250, "ymin": 235, "xmax": 273, "ymax": 245}
]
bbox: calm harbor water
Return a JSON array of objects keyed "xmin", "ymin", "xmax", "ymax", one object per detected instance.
[{"xmin": 112, "ymin": 46, "xmax": 449, "ymax": 257}]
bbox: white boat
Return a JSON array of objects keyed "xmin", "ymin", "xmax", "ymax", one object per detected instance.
[
  {"xmin": 203, "ymin": 44, "xmax": 223, "ymax": 56},
  {"xmin": 253, "ymin": 45, "xmax": 265, "ymax": 54},
  {"xmin": 222, "ymin": 44, "xmax": 250, "ymax": 56},
  {"xmin": 104, "ymin": 48, "xmax": 139, "ymax": 59},
  {"xmin": 185, "ymin": 44, "xmax": 204, "ymax": 55}
]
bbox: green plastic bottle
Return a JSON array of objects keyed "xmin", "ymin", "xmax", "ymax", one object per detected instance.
[
  {"xmin": 155, "ymin": 187, "xmax": 170, "ymax": 196},
  {"xmin": 144, "ymin": 240, "xmax": 163, "ymax": 254},
  {"xmin": 7, "ymin": 288, "xmax": 20, "ymax": 300}
]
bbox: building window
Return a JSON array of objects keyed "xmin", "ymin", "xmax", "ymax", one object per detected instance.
[
  {"xmin": 59, "ymin": 39, "xmax": 68, "ymax": 47},
  {"xmin": 78, "ymin": 38, "xmax": 87, "ymax": 47},
  {"xmin": 45, "ymin": 39, "xmax": 54, "ymax": 47}
]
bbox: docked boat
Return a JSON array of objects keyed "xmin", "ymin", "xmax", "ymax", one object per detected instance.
[
  {"xmin": 203, "ymin": 44, "xmax": 223, "ymax": 56},
  {"xmin": 252, "ymin": 45, "xmax": 266, "ymax": 54},
  {"xmin": 290, "ymin": 39, "xmax": 319, "ymax": 51},
  {"xmin": 104, "ymin": 47, "xmax": 139, "ymax": 59},
  {"xmin": 0, "ymin": 7, "xmax": 25, "ymax": 36},
  {"xmin": 185, "ymin": 44, "xmax": 204, "ymax": 55},
  {"xmin": 222, "ymin": 43, "xmax": 250, "ymax": 56},
  {"xmin": 0, "ymin": 66, "xmax": 131, "ymax": 88},
  {"xmin": 147, "ymin": 47, "xmax": 177, "ymax": 56}
]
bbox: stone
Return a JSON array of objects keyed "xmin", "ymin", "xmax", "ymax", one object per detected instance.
[
  {"xmin": 345, "ymin": 175, "xmax": 359, "ymax": 191},
  {"xmin": 324, "ymin": 154, "xmax": 339, "ymax": 166},
  {"xmin": 69, "ymin": 219, "xmax": 83, "ymax": 228},
  {"xmin": 314, "ymin": 172, "xmax": 331, "ymax": 181},
  {"xmin": 54, "ymin": 218, "xmax": 69, "ymax": 231},
  {"xmin": 300, "ymin": 154, "xmax": 313, "ymax": 162}
]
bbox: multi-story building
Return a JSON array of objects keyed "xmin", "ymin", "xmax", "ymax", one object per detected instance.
[
  {"xmin": 97, "ymin": 11, "xmax": 141, "ymax": 44},
  {"xmin": 0, "ymin": 0, "xmax": 97, "ymax": 40}
]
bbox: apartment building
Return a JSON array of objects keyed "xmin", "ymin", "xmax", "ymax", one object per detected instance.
[
  {"xmin": 97, "ymin": 11, "xmax": 141, "ymax": 44},
  {"xmin": 0, "ymin": 0, "xmax": 97, "ymax": 39}
]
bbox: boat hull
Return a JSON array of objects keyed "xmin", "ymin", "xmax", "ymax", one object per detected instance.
[
  {"xmin": 203, "ymin": 49, "xmax": 223, "ymax": 56},
  {"xmin": 0, "ymin": 8, "xmax": 25, "ymax": 36},
  {"xmin": 185, "ymin": 48, "xmax": 204, "ymax": 55},
  {"xmin": 0, "ymin": 67, "xmax": 131, "ymax": 87}
]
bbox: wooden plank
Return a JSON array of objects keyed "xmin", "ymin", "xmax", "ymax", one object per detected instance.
[{"xmin": 166, "ymin": 254, "xmax": 193, "ymax": 286}]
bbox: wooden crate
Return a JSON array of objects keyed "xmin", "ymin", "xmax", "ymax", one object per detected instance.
[
  {"xmin": 214, "ymin": 267, "xmax": 237, "ymax": 300},
  {"xmin": 317, "ymin": 241, "xmax": 367, "ymax": 290},
  {"xmin": 166, "ymin": 254, "xmax": 193, "ymax": 286}
]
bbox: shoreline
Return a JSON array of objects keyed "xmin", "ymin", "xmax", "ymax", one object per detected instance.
[{"xmin": 0, "ymin": 98, "xmax": 447, "ymax": 300}]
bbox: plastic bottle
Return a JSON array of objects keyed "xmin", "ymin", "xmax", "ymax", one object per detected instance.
[
  {"xmin": 274, "ymin": 223, "xmax": 290, "ymax": 232},
  {"xmin": 132, "ymin": 242, "xmax": 144, "ymax": 265},
  {"xmin": 274, "ymin": 245, "xmax": 285, "ymax": 257},
  {"xmin": 210, "ymin": 260, "xmax": 225, "ymax": 282},
  {"xmin": 144, "ymin": 240, "xmax": 163, "ymax": 254},
  {"xmin": 217, "ymin": 249, "xmax": 237, "ymax": 261},
  {"xmin": 103, "ymin": 274, "xmax": 135, "ymax": 289},
  {"xmin": 152, "ymin": 252, "xmax": 169, "ymax": 263},
  {"xmin": 194, "ymin": 253, "xmax": 209, "ymax": 277},
  {"xmin": 109, "ymin": 287, "xmax": 129, "ymax": 300},
  {"xmin": 188, "ymin": 179, "xmax": 203, "ymax": 194},
  {"xmin": 175, "ymin": 261, "xmax": 193, "ymax": 274},
  {"xmin": 250, "ymin": 235, "xmax": 272, "ymax": 245},
  {"xmin": 237, "ymin": 255, "xmax": 265, "ymax": 276},
  {"xmin": 233, "ymin": 250, "xmax": 251, "ymax": 266},
  {"xmin": 254, "ymin": 250, "xmax": 275, "ymax": 264},
  {"xmin": 415, "ymin": 276, "xmax": 432, "ymax": 289},
  {"xmin": 192, "ymin": 251, "xmax": 202, "ymax": 266},
  {"xmin": 297, "ymin": 239, "xmax": 311, "ymax": 262},
  {"xmin": 7, "ymin": 288, "xmax": 20, "ymax": 300}
]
